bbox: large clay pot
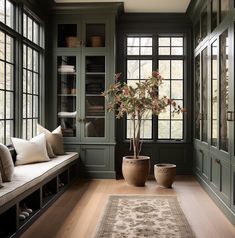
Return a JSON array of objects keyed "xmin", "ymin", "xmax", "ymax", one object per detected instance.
[
  {"xmin": 122, "ymin": 156, "xmax": 150, "ymax": 186},
  {"xmin": 154, "ymin": 164, "xmax": 176, "ymax": 188}
]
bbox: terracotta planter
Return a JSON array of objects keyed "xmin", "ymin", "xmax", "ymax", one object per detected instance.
[
  {"xmin": 122, "ymin": 156, "xmax": 150, "ymax": 186},
  {"xmin": 154, "ymin": 164, "xmax": 176, "ymax": 188}
]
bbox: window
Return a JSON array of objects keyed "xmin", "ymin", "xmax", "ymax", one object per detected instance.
[
  {"xmin": 0, "ymin": 3, "xmax": 44, "ymax": 144},
  {"xmin": 0, "ymin": 31, "xmax": 14, "ymax": 144},
  {"xmin": 126, "ymin": 35, "xmax": 185, "ymax": 141},
  {"xmin": 22, "ymin": 12, "xmax": 41, "ymax": 139}
]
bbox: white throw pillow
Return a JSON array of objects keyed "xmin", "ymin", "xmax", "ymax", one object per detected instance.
[
  {"xmin": 37, "ymin": 124, "xmax": 65, "ymax": 155},
  {"xmin": 11, "ymin": 134, "xmax": 50, "ymax": 165}
]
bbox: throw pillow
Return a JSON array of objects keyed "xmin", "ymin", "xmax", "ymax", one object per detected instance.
[
  {"xmin": 11, "ymin": 133, "xmax": 50, "ymax": 165},
  {"xmin": 0, "ymin": 143, "xmax": 14, "ymax": 182},
  {"xmin": 37, "ymin": 124, "xmax": 65, "ymax": 155}
]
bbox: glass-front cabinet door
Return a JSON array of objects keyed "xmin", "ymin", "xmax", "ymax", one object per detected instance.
[
  {"xmin": 81, "ymin": 55, "xmax": 106, "ymax": 139},
  {"xmin": 57, "ymin": 55, "xmax": 78, "ymax": 137}
]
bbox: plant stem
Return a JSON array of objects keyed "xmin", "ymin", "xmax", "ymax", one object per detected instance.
[{"xmin": 133, "ymin": 116, "xmax": 136, "ymax": 159}]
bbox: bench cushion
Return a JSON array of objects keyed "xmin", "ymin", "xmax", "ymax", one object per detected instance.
[{"xmin": 0, "ymin": 152, "xmax": 79, "ymax": 207}]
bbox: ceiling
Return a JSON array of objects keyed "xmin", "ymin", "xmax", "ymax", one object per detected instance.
[{"xmin": 54, "ymin": 0, "xmax": 191, "ymax": 13}]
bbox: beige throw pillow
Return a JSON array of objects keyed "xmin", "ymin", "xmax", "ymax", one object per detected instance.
[
  {"xmin": 37, "ymin": 124, "xmax": 65, "ymax": 155},
  {"xmin": 11, "ymin": 133, "xmax": 50, "ymax": 165},
  {"xmin": 0, "ymin": 143, "xmax": 14, "ymax": 182}
]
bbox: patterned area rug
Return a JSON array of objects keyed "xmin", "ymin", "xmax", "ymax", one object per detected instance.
[{"xmin": 94, "ymin": 195, "xmax": 195, "ymax": 238}]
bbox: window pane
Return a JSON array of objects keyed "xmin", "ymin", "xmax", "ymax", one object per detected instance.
[
  {"xmin": 27, "ymin": 119, "xmax": 32, "ymax": 139},
  {"xmin": 33, "ymin": 96, "xmax": 38, "ymax": 117},
  {"xmin": 171, "ymin": 60, "xmax": 183, "ymax": 79},
  {"xmin": 171, "ymin": 37, "xmax": 183, "ymax": 46},
  {"xmin": 5, "ymin": 91, "xmax": 13, "ymax": 119},
  {"xmin": 159, "ymin": 37, "xmax": 170, "ymax": 46},
  {"xmin": 173, "ymin": 100, "xmax": 183, "ymax": 119},
  {"xmin": 0, "ymin": 120, "xmax": 4, "ymax": 143},
  {"xmin": 27, "ymin": 71, "xmax": 32, "ymax": 93},
  {"xmin": 23, "ymin": 45, "xmax": 27, "ymax": 68},
  {"xmin": 159, "ymin": 60, "xmax": 170, "ymax": 79},
  {"xmin": 158, "ymin": 120, "xmax": 170, "ymax": 139},
  {"xmin": 22, "ymin": 119, "xmax": 26, "ymax": 139},
  {"xmin": 33, "ymin": 50, "xmax": 39, "ymax": 72},
  {"xmin": 23, "ymin": 69, "xmax": 27, "ymax": 93},
  {"xmin": 0, "ymin": 0, "xmax": 4, "ymax": 24},
  {"xmin": 140, "ymin": 60, "xmax": 152, "ymax": 79},
  {"xmin": 0, "ymin": 61, "xmax": 4, "ymax": 89},
  {"xmin": 127, "ymin": 80, "xmax": 139, "ymax": 89},
  {"xmin": 28, "ymin": 17, "xmax": 33, "ymax": 41},
  {"xmin": 140, "ymin": 47, "xmax": 152, "ymax": 55},
  {"xmin": 27, "ymin": 47, "xmax": 32, "ymax": 70},
  {"xmin": 6, "ymin": 63, "xmax": 13, "ymax": 90},
  {"xmin": 33, "ymin": 21, "xmax": 39, "ymax": 44},
  {"xmin": 171, "ymin": 81, "xmax": 183, "ymax": 99},
  {"xmin": 140, "ymin": 37, "xmax": 152, "ymax": 46},
  {"xmin": 159, "ymin": 80, "xmax": 170, "ymax": 98},
  {"xmin": 0, "ymin": 90, "xmax": 4, "ymax": 119},
  {"xmin": 140, "ymin": 120, "xmax": 152, "ymax": 138},
  {"xmin": 127, "ymin": 37, "xmax": 139, "ymax": 46},
  {"xmin": 158, "ymin": 106, "xmax": 170, "ymax": 119},
  {"xmin": 127, "ymin": 47, "xmax": 139, "ymax": 55},
  {"xmin": 171, "ymin": 47, "xmax": 183, "ymax": 55},
  {"xmin": 27, "ymin": 95, "xmax": 32, "ymax": 118},
  {"xmin": 0, "ymin": 31, "xmax": 5, "ymax": 60},
  {"xmin": 6, "ymin": 0, "xmax": 14, "ymax": 29},
  {"xmin": 23, "ymin": 94, "xmax": 26, "ymax": 118},
  {"xmin": 23, "ymin": 13, "xmax": 27, "ymax": 38},
  {"xmin": 33, "ymin": 73, "xmax": 38, "ymax": 94},
  {"xmin": 171, "ymin": 121, "xmax": 183, "ymax": 139},
  {"xmin": 127, "ymin": 60, "xmax": 139, "ymax": 79},
  {"xmin": 159, "ymin": 47, "xmax": 170, "ymax": 55},
  {"xmin": 6, "ymin": 35, "xmax": 13, "ymax": 63},
  {"xmin": 5, "ymin": 120, "xmax": 13, "ymax": 145}
]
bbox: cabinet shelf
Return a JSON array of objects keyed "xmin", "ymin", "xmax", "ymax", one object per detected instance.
[
  {"xmin": 58, "ymin": 94, "xmax": 77, "ymax": 97},
  {"xmin": 86, "ymin": 93, "xmax": 103, "ymax": 96},
  {"xmin": 58, "ymin": 72, "xmax": 76, "ymax": 75},
  {"xmin": 86, "ymin": 116, "xmax": 105, "ymax": 119},
  {"xmin": 86, "ymin": 72, "xmax": 105, "ymax": 75}
]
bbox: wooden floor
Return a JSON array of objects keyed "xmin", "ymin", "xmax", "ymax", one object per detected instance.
[{"xmin": 20, "ymin": 176, "xmax": 235, "ymax": 238}]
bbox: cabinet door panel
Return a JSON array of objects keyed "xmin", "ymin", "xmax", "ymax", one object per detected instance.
[
  {"xmin": 194, "ymin": 147, "xmax": 203, "ymax": 174},
  {"xmin": 211, "ymin": 157, "xmax": 220, "ymax": 191},
  {"xmin": 80, "ymin": 146, "xmax": 109, "ymax": 170},
  {"xmin": 220, "ymin": 160, "xmax": 230, "ymax": 205}
]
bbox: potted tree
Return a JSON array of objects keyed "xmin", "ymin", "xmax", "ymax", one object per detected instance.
[{"xmin": 103, "ymin": 71, "xmax": 183, "ymax": 186}]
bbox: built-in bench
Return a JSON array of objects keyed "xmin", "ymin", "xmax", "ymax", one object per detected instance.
[{"xmin": 0, "ymin": 151, "xmax": 79, "ymax": 238}]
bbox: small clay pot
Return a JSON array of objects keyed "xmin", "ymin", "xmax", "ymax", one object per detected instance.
[
  {"xmin": 154, "ymin": 164, "xmax": 176, "ymax": 188},
  {"xmin": 122, "ymin": 156, "xmax": 150, "ymax": 186}
]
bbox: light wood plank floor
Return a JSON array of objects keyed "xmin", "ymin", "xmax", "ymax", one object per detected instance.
[{"xmin": 20, "ymin": 176, "xmax": 235, "ymax": 238}]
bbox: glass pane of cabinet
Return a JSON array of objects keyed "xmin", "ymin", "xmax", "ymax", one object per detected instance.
[
  {"xmin": 194, "ymin": 21, "xmax": 200, "ymax": 48},
  {"xmin": 211, "ymin": 40, "xmax": 218, "ymax": 147},
  {"xmin": 57, "ymin": 24, "xmax": 80, "ymax": 48},
  {"xmin": 219, "ymin": 30, "xmax": 229, "ymax": 151},
  {"xmin": 57, "ymin": 56, "xmax": 77, "ymax": 137},
  {"xmin": 84, "ymin": 56, "xmax": 105, "ymax": 137},
  {"xmin": 86, "ymin": 24, "xmax": 105, "ymax": 47},
  {"xmin": 202, "ymin": 48, "xmax": 208, "ymax": 142},
  {"xmin": 195, "ymin": 55, "xmax": 200, "ymax": 140}
]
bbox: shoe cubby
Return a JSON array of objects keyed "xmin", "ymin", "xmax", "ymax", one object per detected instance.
[
  {"xmin": 69, "ymin": 163, "xmax": 78, "ymax": 182},
  {"xmin": 58, "ymin": 170, "xmax": 69, "ymax": 191},
  {"xmin": 18, "ymin": 189, "xmax": 40, "ymax": 229},
  {"xmin": 42, "ymin": 177, "xmax": 57, "ymax": 206},
  {"xmin": 0, "ymin": 205, "xmax": 17, "ymax": 238}
]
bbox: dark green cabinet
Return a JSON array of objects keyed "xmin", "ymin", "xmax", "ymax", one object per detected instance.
[{"xmin": 51, "ymin": 4, "xmax": 121, "ymax": 178}]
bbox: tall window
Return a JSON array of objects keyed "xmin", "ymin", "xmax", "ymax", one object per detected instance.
[
  {"xmin": 126, "ymin": 35, "xmax": 185, "ymax": 140},
  {"xmin": 0, "ymin": 31, "xmax": 14, "ymax": 144},
  {"xmin": 22, "ymin": 12, "xmax": 41, "ymax": 139},
  {"xmin": 0, "ymin": 2, "xmax": 43, "ymax": 144}
]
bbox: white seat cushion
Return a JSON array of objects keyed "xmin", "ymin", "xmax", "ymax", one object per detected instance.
[{"xmin": 0, "ymin": 152, "xmax": 79, "ymax": 207}]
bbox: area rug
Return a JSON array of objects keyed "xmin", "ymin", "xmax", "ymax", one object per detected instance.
[{"xmin": 94, "ymin": 195, "xmax": 195, "ymax": 238}]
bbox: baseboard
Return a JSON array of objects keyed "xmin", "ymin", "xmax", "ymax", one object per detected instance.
[{"xmin": 194, "ymin": 171, "xmax": 235, "ymax": 225}]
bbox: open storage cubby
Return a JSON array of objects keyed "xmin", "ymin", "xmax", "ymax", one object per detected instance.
[
  {"xmin": 42, "ymin": 178, "xmax": 57, "ymax": 206},
  {"xmin": 69, "ymin": 163, "xmax": 78, "ymax": 182},
  {"xmin": 58, "ymin": 170, "xmax": 69, "ymax": 191},
  {"xmin": 18, "ymin": 189, "xmax": 41, "ymax": 229},
  {"xmin": 0, "ymin": 205, "xmax": 17, "ymax": 238}
]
